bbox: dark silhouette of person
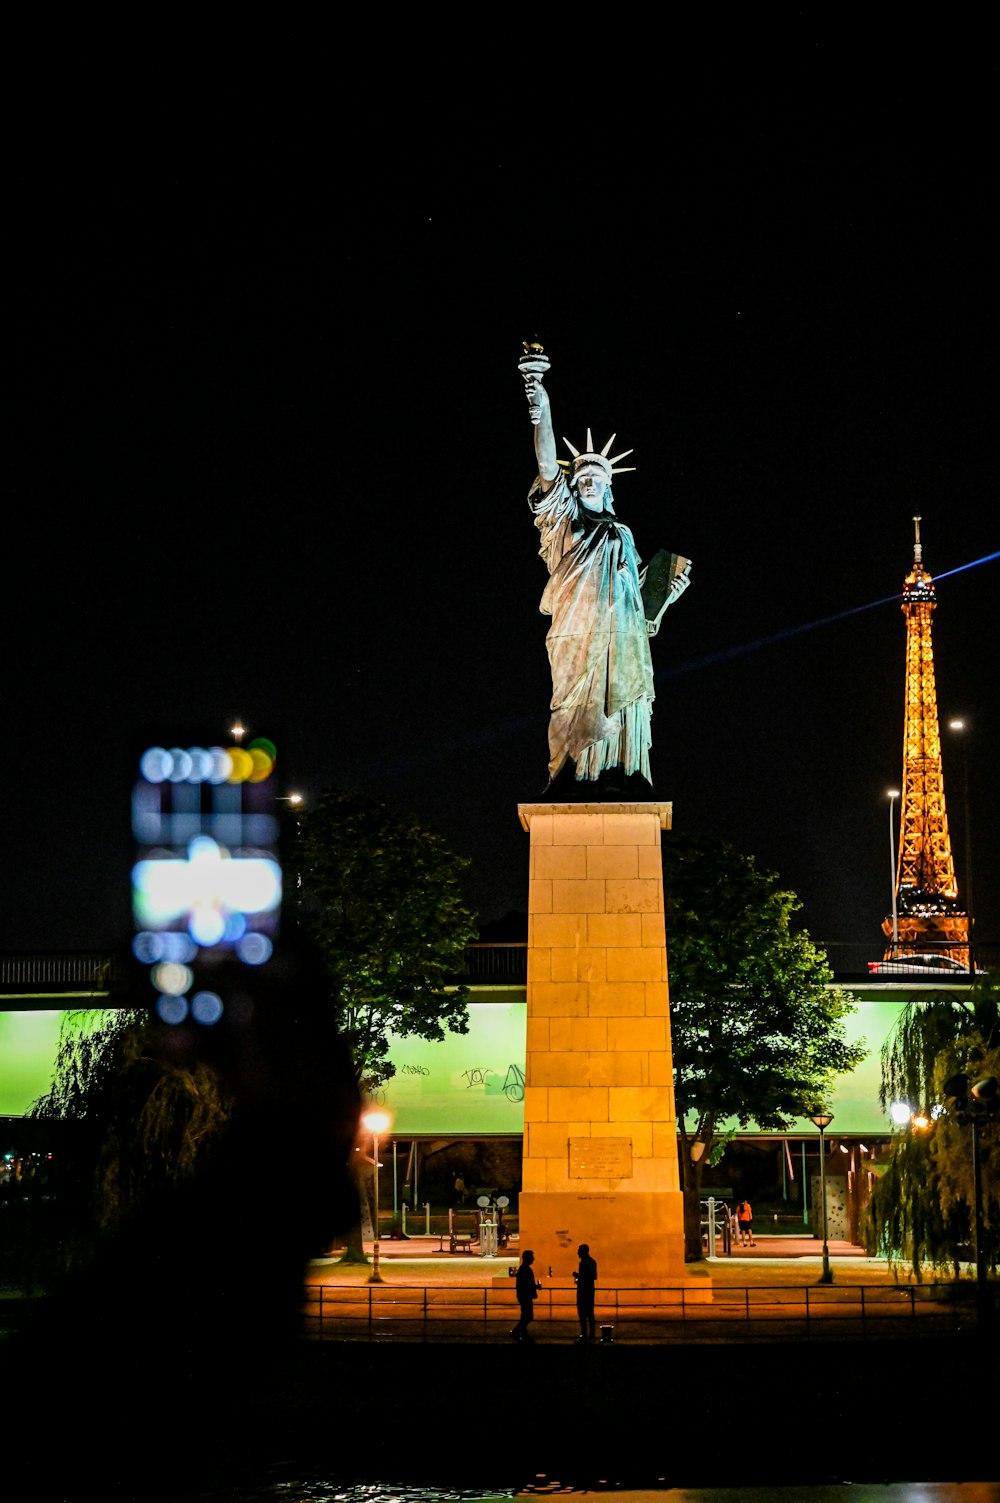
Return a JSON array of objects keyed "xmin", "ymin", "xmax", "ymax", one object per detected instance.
[
  {"xmin": 511, "ymin": 1248, "xmax": 540, "ymax": 1341},
  {"xmin": 11, "ymin": 935, "xmax": 362, "ymax": 1498},
  {"xmin": 574, "ymin": 1243, "xmax": 598, "ymax": 1340}
]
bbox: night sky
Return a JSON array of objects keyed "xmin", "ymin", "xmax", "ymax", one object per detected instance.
[{"xmin": 7, "ymin": 47, "xmax": 998, "ymax": 967}]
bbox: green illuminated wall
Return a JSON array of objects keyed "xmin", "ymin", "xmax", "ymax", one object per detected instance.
[
  {"xmin": 0, "ymin": 988, "xmax": 953, "ymax": 1135},
  {"xmin": 681, "ymin": 999, "xmax": 895, "ymax": 1138},
  {"xmin": 0, "ymin": 1003, "xmax": 528, "ymax": 1130},
  {"xmin": 379, "ymin": 1000, "xmax": 527, "ymax": 1134},
  {"xmin": 1, "ymin": 1011, "xmax": 72, "ymax": 1116}
]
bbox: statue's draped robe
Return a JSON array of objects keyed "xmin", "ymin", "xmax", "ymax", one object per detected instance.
[{"xmin": 530, "ymin": 473, "xmax": 654, "ymax": 783}]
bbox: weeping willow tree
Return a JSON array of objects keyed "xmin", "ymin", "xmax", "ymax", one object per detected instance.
[
  {"xmin": 29, "ymin": 1006, "xmax": 230, "ymax": 1280},
  {"xmin": 864, "ymin": 975, "xmax": 1000, "ymax": 1279}
]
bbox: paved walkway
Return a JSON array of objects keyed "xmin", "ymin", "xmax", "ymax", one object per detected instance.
[{"xmin": 310, "ymin": 1233, "xmax": 888, "ymax": 1288}]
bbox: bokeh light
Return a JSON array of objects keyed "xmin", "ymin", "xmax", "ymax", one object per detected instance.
[
  {"xmin": 134, "ymin": 735, "xmax": 282, "ymax": 972},
  {"xmin": 152, "ymin": 961, "xmax": 193, "ymax": 996},
  {"xmin": 237, "ymin": 933, "xmax": 273, "ymax": 965},
  {"xmin": 227, "ymin": 747, "xmax": 253, "ymax": 783},
  {"xmin": 133, "ymin": 932, "xmax": 200, "ymax": 964},
  {"xmin": 167, "ymin": 748, "xmax": 193, "ymax": 783},
  {"xmin": 139, "ymin": 747, "xmax": 172, "ymax": 783},
  {"xmin": 190, "ymin": 909, "xmax": 227, "ymax": 946},
  {"xmin": 191, "ymin": 991, "xmax": 224, "ymax": 1025},
  {"xmin": 156, "ymin": 994, "xmax": 189, "ymax": 1025}
]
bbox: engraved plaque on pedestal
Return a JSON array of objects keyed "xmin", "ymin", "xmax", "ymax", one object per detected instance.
[{"xmin": 568, "ymin": 1137, "xmax": 633, "ymax": 1179}]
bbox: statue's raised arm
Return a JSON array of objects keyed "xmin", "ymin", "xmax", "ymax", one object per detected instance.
[
  {"xmin": 518, "ymin": 341, "xmax": 559, "ymax": 488},
  {"xmin": 519, "ymin": 341, "xmax": 691, "ymax": 800}
]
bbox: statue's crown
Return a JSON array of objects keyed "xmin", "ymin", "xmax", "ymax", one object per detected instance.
[{"xmin": 562, "ymin": 430, "xmax": 636, "ymax": 481}]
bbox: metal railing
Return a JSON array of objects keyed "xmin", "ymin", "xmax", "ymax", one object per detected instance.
[
  {"xmin": 457, "ymin": 944, "xmax": 528, "ymax": 983},
  {"xmin": 302, "ymin": 1280, "xmax": 982, "ymax": 1343},
  {"xmin": 454, "ymin": 942, "xmax": 997, "ymax": 986},
  {"xmin": 0, "ymin": 953, "xmax": 125, "ymax": 992},
  {"xmin": 2, "ymin": 944, "xmax": 993, "ymax": 995}
]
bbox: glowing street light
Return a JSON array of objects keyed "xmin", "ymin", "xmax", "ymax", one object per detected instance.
[
  {"xmin": 887, "ymin": 789, "xmax": 900, "ymax": 959},
  {"xmin": 230, "ymin": 721, "xmax": 246, "ymax": 743},
  {"xmin": 809, "ymin": 1110, "xmax": 834, "ymax": 1284},
  {"xmin": 361, "ymin": 1106, "xmax": 392, "ymax": 1284},
  {"xmin": 947, "ymin": 718, "xmax": 975, "ymax": 974}
]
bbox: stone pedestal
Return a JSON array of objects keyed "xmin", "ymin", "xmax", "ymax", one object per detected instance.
[{"xmin": 515, "ymin": 802, "xmax": 697, "ymax": 1290}]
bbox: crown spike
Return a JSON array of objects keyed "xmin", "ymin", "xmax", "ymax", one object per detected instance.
[
  {"xmin": 608, "ymin": 449, "xmax": 634, "ymax": 466},
  {"xmin": 563, "ymin": 436, "xmax": 581, "ymax": 458},
  {"xmin": 610, "ymin": 465, "xmax": 636, "ymax": 474},
  {"xmin": 586, "ymin": 428, "xmax": 594, "ymax": 452},
  {"xmin": 600, "ymin": 433, "xmax": 616, "ymax": 457}
]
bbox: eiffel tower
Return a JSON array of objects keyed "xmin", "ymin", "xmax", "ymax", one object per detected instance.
[{"xmin": 882, "ymin": 518, "xmax": 970, "ymax": 964}]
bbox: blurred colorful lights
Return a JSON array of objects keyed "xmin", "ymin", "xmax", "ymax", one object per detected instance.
[{"xmin": 139, "ymin": 740, "xmax": 277, "ymax": 786}]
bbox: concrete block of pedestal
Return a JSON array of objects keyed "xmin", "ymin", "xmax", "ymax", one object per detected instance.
[
  {"xmin": 517, "ymin": 802, "xmax": 705, "ymax": 1299},
  {"xmin": 516, "ymin": 1190, "xmax": 691, "ymax": 1288}
]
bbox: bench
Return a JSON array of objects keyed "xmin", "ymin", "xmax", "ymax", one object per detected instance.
[{"xmin": 437, "ymin": 1229, "xmax": 478, "ymax": 1253}]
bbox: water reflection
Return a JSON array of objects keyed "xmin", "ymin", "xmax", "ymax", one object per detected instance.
[{"xmin": 189, "ymin": 1476, "xmax": 1000, "ymax": 1503}]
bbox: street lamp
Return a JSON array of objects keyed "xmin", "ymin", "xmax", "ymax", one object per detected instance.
[
  {"xmin": 887, "ymin": 790, "xmax": 900, "ymax": 959},
  {"xmin": 947, "ymin": 719, "xmax": 974, "ymax": 975},
  {"xmin": 943, "ymin": 1074, "xmax": 998, "ymax": 1325},
  {"xmin": 361, "ymin": 1106, "xmax": 392, "ymax": 1284},
  {"xmin": 276, "ymin": 794, "xmax": 306, "ymax": 915},
  {"xmin": 809, "ymin": 1110, "xmax": 834, "ymax": 1284}
]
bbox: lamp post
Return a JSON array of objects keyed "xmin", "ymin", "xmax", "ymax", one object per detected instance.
[
  {"xmin": 809, "ymin": 1110, "xmax": 834, "ymax": 1283},
  {"xmin": 943, "ymin": 1074, "xmax": 998, "ymax": 1326},
  {"xmin": 947, "ymin": 719, "xmax": 974, "ymax": 975},
  {"xmin": 689, "ymin": 1139, "xmax": 710, "ymax": 1253},
  {"xmin": 887, "ymin": 789, "xmax": 900, "ymax": 959},
  {"xmin": 361, "ymin": 1107, "xmax": 392, "ymax": 1284},
  {"xmin": 276, "ymin": 793, "xmax": 305, "ymax": 920}
]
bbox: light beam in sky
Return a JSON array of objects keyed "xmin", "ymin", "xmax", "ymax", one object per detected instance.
[{"xmin": 657, "ymin": 550, "xmax": 1000, "ymax": 682}]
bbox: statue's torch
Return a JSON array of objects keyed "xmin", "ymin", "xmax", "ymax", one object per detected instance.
[{"xmin": 519, "ymin": 338, "xmax": 549, "ymax": 425}]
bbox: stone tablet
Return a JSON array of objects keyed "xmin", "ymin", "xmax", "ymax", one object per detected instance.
[{"xmin": 641, "ymin": 549, "xmax": 692, "ymax": 634}]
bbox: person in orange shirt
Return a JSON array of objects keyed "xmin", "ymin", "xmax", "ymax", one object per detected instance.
[{"xmin": 736, "ymin": 1198, "xmax": 755, "ymax": 1247}]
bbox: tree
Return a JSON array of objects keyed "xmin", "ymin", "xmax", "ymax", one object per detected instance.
[
  {"xmin": 296, "ymin": 788, "xmax": 477, "ymax": 1259},
  {"xmin": 662, "ymin": 833, "xmax": 866, "ymax": 1261},
  {"xmin": 26, "ymin": 939, "xmax": 361, "ymax": 1283},
  {"xmin": 297, "ymin": 788, "xmax": 477, "ymax": 1092},
  {"xmin": 863, "ymin": 975, "xmax": 999, "ymax": 1278},
  {"xmin": 29, "ymin": 1005, "xmax": 229, "ymax": 1279}
]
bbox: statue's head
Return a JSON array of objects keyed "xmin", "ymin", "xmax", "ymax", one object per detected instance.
[
  {"xmin": 563, "ymin": 429, "xmax": 635, "ymax": 514},
  {"xmin": 574, "ymin": 462, "xmax": 613, "ymax": 514}
]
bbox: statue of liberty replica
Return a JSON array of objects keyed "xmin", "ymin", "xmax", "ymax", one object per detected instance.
[{"xmin": 519, "ymin": 342, "xmax": 692, "ymax": 797}]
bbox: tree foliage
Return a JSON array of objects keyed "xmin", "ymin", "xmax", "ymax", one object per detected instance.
[
  {"xmin": 662, "ymin": 833, "xmax": 866, "ymax": 1259},
  {"xmin": 26, "ymin": 941, "xmax": 361, "ymax": 1315},
  {"xmin": 29, "ymin": 1006, "xmax": 230, "ymax": 1276},
  {"xmin": 864, "ymin": 975, "xmax": 1000, "ymax": 1277},
  {"xmin": 297, "ymin": 788, "xmax": 477, "ymax": 1094}
]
